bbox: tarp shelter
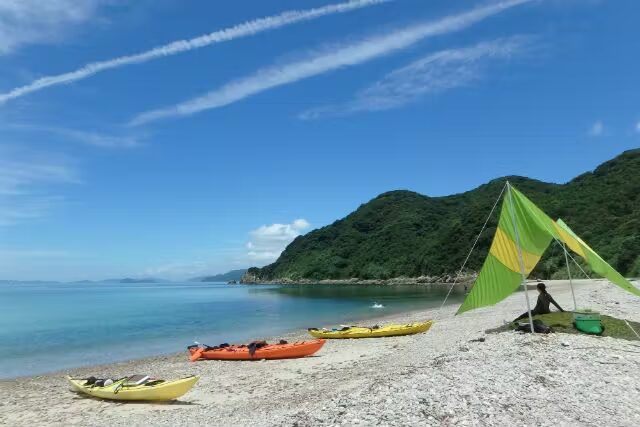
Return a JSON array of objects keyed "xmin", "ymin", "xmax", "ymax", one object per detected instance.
[{"xmin": 457, "ymin": 183, "xmax": 640, "ymax": 327}]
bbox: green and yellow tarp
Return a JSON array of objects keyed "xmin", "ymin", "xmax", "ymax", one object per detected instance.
[
  {"xmin": 554, "ymin": 219, "xmax": 640, "ymax": 297},
  {"xmin": 457, "ymin": 184, "xmax": 639, "ymax": 315}
]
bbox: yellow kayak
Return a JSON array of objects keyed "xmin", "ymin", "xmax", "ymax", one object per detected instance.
[
  {"xmin": 308, "ymin": 320, "xmax": 433, "ymax": 339},
  {"xmin": 67, "ymin": 375, "xmax": 199, "ymax": 401}
]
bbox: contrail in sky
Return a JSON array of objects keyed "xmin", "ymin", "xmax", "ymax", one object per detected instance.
[
  {"xmin": 130, "ymin": 0, "xmax": 533, "ymax": 126},
  {"xmin": 0, "ymin": 0, "xmax": 391, "ymax": 104},
  {"xmin": 300, "ymin": 36, "xmax": 532, "ymax": 119}
]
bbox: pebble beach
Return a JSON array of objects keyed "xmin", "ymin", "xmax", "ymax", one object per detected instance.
[{"xmin": 2, "ymin": 279, "xmax": 639, "ymax": 426}]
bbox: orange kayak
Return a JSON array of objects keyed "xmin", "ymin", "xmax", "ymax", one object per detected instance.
[{"xmin": 188, "ymin": 340, "xmax": 325, "ymax": 361}]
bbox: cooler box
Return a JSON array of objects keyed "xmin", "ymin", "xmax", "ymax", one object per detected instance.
[{"xmin": 573, "ymin": 310, "xmax": 603, "ymax": 335}]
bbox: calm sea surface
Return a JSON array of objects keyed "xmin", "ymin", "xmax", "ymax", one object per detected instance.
[{"xmin": 0, "ymin": 282, "xmax": 464, "ymax": 378}]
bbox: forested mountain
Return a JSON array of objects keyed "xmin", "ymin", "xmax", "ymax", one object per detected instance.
[{"xmin": 246, "ymin": 149, "xmax": 640, "ymax": 283}]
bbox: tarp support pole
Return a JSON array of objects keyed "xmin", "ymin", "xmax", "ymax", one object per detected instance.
[
  {"xmin": 507, "ymin": 182, "xmax": 535, "ymax": 333},
  {"xmin": 562, "ymin": 242, "xmax": 578, "ymax": 311}
]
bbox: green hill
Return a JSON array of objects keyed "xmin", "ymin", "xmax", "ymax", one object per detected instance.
[{"xmin": 245, "ymin": 149, "xmax": 640, "ymax": 283}]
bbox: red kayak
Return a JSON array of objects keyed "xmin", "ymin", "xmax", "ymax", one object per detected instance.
[{"xmin": 188, "ymin": 339, "xmax": 325, "ymax": 361}]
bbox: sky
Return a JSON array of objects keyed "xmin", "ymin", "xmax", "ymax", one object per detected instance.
[{"xmin": 0, "ymin": 0, "xmax": 638, "ymax": 281}]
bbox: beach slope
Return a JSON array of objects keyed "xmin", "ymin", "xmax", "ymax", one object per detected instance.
[{"xmin": 2, "ymin": 279, "xmax": 639, "ymax": 426}]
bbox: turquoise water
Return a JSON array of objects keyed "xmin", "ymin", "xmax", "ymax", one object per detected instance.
[{"xmin": 0, "ymin": 282, "xmax": 464, "ymax": 378}]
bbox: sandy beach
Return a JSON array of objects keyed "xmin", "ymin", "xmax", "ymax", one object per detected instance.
[{"xmin": 2, "ymin": 279, "xmax": 640, "ymax": 426}]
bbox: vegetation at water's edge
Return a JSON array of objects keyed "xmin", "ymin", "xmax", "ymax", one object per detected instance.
[
  {"xmin": 246, "ymin": 149, "xmax": 640, "ymax": 283},
  {"xmin": 486, "ymin": 312, "xmax": 640, "ymax": 341}
]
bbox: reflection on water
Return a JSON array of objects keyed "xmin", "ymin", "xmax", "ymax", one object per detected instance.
[{"xmin": 263, "ymin": 283, "xmax": 466, "ymax": 302}]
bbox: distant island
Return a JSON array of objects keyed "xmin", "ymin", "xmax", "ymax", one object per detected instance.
[
  {"xmin": 0, "ymin": 278, "xmax": 169, "ymax": 285},
  {"xmin": 70, "ymin": 277, "xmax": 169, "ymax": 284},
  {"xmin": 2, "ymin": 274, "xmax": 252, "ymax": 286},
  {"xmin": 243, "ymin": 149, "xmax": 640, "ymax": 284},
  {"xmin": 118, "ymin": 278, "xmax": 165, "ymax": 284},
  {"xmin": 191, "ymin": 269, "xmax": 248, "ymax": 283}
]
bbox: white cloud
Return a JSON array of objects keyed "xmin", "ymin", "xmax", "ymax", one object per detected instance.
[
  {"xmin": 0, "ymin": 0, "xmax": 390, "ymax": 104},
  {"xmin": 0, "ymin": 147, "xmax": 78, "ymax": 226},
  {"xmin": 292, "ymin": 218, "xmax": 311, "ymax": 229},
  {"xmin": 134, "ymin": 219, "xmax": 311, "ymax": 279},
  {"xmin": 129, "ymin": 0, "xmax": 533, "ymax": 126},
  {"xmin": 7, "ymin": 124, "xmax": 143, "ymax": 149},
  {"xmin": 588, "ymin": 120, "xmax": 604, "ymax": 137},
  {"xmin": 301, "ymin": 36, "xmax": 531, "ymax": 119},
  {"xmin": 246, "ymin": 219, "xmax": 310, "ymax": 264},
  {"xmin": 142, "ymin": 220, "xmax": 312, "ymax": 279},
  {"xmin": 47, "ymin": 127, "xmax": 142, "ymax": 148},
  {"xmin": 0, "ymin": 0, "xmax": 106, "ymax": 55},
  {"xmin": 0, "ymin": 156, "xmax": 78, "ymax": 196}
]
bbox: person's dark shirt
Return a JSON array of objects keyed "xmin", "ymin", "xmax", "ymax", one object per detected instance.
[{"xmin": 533, "ymin": 292, "xmax": 563, "ymax": 314}]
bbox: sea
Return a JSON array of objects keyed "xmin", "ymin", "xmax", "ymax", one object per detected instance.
[{"xmin": 0, "ymin": 281, "xmax": 464, "ymax": 378}]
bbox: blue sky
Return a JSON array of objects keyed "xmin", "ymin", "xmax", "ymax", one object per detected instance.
[{"xmin": 0, "ymin": 0, "xmax": 638, "ymax": 281}]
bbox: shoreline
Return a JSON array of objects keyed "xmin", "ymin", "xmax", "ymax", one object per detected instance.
[
  {"xmin": 239, "ymin": 273, "xmax": 477, "ymax": 286},
  {"xmin": 3, "ymin": 306, "xmax": 419, "ymax": 381},
  {"xmin": 2, "ymin": 279, "xmax": 640, "ymax": 426},
  {"xmin": 0, "ymin": 289, "xmax": 463, "ymax": 381}
]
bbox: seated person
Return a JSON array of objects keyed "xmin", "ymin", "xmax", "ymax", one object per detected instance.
[{"xmin": 514, "ymin": 282, "xmax": 564, "ymax": 322}]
